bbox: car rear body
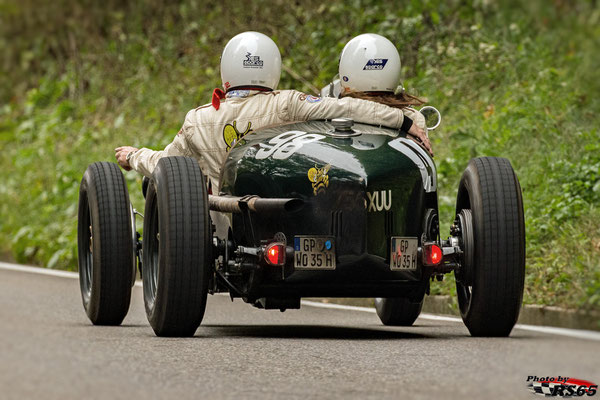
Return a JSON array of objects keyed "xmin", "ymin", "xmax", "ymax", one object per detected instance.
[{"xmin": 218, "ymin": 120, "xmax": 439, "ymax": 301}]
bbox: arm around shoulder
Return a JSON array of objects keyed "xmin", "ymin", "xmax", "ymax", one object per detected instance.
[{"xmin": 287, "ymin": 92, "xmax": 407, "ymax": 129}]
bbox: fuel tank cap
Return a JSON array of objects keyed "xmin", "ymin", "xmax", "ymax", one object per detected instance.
[
  {"xmin": 329, "ymin": 118, "xmax": 360, "ymax": 137},
  {"xmin": 332, "ymin": 118, "xmax": 353, "ymax": 131}
]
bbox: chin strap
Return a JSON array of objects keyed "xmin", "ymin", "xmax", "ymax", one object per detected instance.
[{"xmin": 212, "ymin": 88, "xmax": 226, "ymax": 110}]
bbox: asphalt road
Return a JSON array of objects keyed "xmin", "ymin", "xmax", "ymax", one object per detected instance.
[{"xmin": 1, "ymin": 266, "xmax": 598, "ymax": 400}]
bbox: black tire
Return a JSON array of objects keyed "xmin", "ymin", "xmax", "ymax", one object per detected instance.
[
  {"xmin": 142, "ymin": 156, "xmax": 212, "ymax": 337},
  {"xmin": 454, "ymin": 157, "xmax": 525, "ymax": 337},
  {"xmin": 374, "ymin": 297, "xmax": 423, "ymax": 326},
  {"xmin": 77, "ymin": 162, "xmax": 134, "ymax": 325}
]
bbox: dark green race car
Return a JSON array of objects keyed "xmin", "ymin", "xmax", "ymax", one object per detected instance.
[{"xmin": 77, "ymin": 110, "xmax": 525, "ymax": 338}]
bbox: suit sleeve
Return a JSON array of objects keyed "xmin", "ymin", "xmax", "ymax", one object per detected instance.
[
  {"xmin": 286, "ymin": 90, "xmax": 409, "ymax": 129},
  {"xmin": 129, "ymin": 111, "xmax": 195, "ymax": 177},
  {"xmin": 401, "ymin": 107, "xmax": 426, "ymax": 130}
]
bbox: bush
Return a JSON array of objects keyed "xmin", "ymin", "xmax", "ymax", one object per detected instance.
[{"xmin": 0, "ymin": 0, "xmax": 598, "ymax": 309}]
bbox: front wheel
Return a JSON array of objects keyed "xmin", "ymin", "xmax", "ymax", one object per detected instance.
[
  {"xmin": 142, "ymin": 156, "xmax": 212, "ymax": 337},
  {"xmin": 454, "ymin": 157, "xmax": 525, "ymax": 337},
  {"xmin": 374, "ymin": 297, "xmax": 423, "ymax": 326}
]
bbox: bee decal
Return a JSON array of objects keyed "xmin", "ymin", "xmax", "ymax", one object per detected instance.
[
  {"xmin": 223, "ymin": 121, "xmax": 252, "ymax": 150},
  {"xmin": 307, "ymin": 164, "xmax": 331, "ymax": 196}
]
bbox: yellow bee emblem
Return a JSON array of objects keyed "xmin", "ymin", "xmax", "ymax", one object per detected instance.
[
  {"xmin": 307, "ymin": 164, "xmax": 331, "ymax": 196},
  {"xmin": 223, "ymin": 121, "xmax": 252, "ymax": 150}
]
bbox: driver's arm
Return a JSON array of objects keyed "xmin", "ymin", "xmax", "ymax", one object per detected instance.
[
  {"xmin": 128, "ymin": 134, "xmax": 192, "ymax": 177},
  {"xmin": 127, "ymin": 111, "xmax": 195, "ymax": 177},
  {"xmin": 285, "ymin": 90, "xmax": 432, "ymax": 155},
  {"xmin": 401, "ymin": 107, "xmax": 426, "ymax": 130},
  {"xmin": 286, "ymin": 90, "xmax": 408, "ymax": 128}
]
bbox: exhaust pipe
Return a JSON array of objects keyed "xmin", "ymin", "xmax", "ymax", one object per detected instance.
[{"xmin": 209, "ymin": 195, "xmax": 304, "ymax": 214}]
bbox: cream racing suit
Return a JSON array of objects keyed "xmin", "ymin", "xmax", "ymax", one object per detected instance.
[{"xmin": 129, "ymin": 89, "xmax": 425, "ymax": 191}]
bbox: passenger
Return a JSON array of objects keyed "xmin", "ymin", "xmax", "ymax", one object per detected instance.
[
  {"xmin": 337, "ymin": 33, "xmax": 433, "ymax": 155},
  {"xmin": 115, "ymin": 31, "xmax": 429, "ymax": 191}
]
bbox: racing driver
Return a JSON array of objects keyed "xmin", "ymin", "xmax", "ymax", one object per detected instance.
[
  {"xmin": 115, "ymin": 31, "xmax": 430, "ymax": 192},
  {"xmin": 339, "ymin": 33, "xmax": 433, "ymax": 156},
  {"xmin": 337, "ymin": 33, "xmax": 430, "ymax": 155}
]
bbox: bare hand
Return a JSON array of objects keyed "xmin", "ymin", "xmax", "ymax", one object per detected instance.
[
  {"xmin": 408, "ymin": 124, "xmax": 433, "ymax": 157},
  {"xmin": 115, "ymin": 146, "xmax": 139, "ymax": 171}
]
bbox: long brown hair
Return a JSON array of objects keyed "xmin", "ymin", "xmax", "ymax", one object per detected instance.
[{"xmin": 342, "ymin": 90, "xmax": 425, "ymax": 109}]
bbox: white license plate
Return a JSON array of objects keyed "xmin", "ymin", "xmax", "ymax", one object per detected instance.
[
  {"xmin": 390, "ymin": 237, "xmax": 418, "ymax": 270},
  {"xmin": 294, "ymin": 236, "xmax": 336, "ymax": 270}
]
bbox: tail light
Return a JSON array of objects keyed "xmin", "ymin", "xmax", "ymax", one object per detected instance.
[
  {"xmin": 423, "ymin": 243, "xmax": 442, "ymax": 266},
  {"xmin": 264, "ymin": 242, "xmax": 286, "ymax": 266}
]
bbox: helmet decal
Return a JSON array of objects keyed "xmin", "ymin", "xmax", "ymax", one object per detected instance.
[
  {"xmin": 243, "ymin": 52, "xmax": 264, "ymax": 69},
  {"xmin": 363, "ymin": 58, "xmax": 388, "ymax": 70}
]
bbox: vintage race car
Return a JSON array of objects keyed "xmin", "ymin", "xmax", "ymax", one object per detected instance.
[{"xmin": 77, "ymin": 106, "xmax": 525, "ymax": 338}]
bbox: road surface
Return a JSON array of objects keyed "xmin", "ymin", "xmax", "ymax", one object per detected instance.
[{"xmin": 0, "ymin": 265, "xmax": 598, "ymax": 400}]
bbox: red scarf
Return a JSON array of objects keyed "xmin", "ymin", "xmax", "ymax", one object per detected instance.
[{"xmin": 211, "ymin": 88, "xmax": 226, "ymax": 110}]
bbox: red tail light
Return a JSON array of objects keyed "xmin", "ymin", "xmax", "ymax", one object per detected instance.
[
  {"xmin": 423, "ymin": 244, "xmax": 442, "ymax": 266},
  {"xmin": 264, "ymin": 242, "xmax": 286, "ymax": 266}
]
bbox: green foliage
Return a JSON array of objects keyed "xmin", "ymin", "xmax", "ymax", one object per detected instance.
[{"xmin": 0, "ymin": 0, "xmax": 598, "ymax": 309}]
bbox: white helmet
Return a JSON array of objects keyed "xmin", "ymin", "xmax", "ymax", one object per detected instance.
[
  {"xmin": 220, "ymin": 31, "xmax": 282, "ymax": 92},
  {"xmin": 339, "ymin": 33, "xmax": 401, "ymax": 93}
]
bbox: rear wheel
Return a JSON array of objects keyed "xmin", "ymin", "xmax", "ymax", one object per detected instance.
[
  {"xmin": 454, "ymin": 157, "xmax": 525, "ymax": 337},
  {"xmin": 142, "ymin": 156, "xmax": 212, "ymax": 337},
  {"xmin": 374, "ymin": 297, "xmax": 423, "ymax": 326},
  {"xmin": 77, "ymin": 162, "xmax": 134, "ymax": 325}
]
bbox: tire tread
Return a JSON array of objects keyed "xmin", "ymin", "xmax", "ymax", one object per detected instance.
[
  {"xmin": 457, "ymin": 156, "xmax": 525, "ymax": 336},
  {"xmin": 143, "ymin": 156, "xmax": 210, "ymax": 337},
  {"xmin": 78, "ymin": 162, "xmax": 133, "ymax": 325}
]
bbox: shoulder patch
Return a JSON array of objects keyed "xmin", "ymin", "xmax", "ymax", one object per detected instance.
[
  {"xmin": 223, "ymin": 120, "xmax": 253, "ymax": 150},
  {"xmin": 299, "ymin": 93, "xmax": 321, "ymax": 103}
]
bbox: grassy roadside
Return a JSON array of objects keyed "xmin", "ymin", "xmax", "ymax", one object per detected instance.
[{"xmin": 0, "ymin": 0, "xmax": 598, "ymax": 310}]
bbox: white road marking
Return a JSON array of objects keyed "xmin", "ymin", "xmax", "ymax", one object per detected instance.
[
  {"xmin": 1, "ymin": 262, "xmax": 599, "ymax": 341},
  {"xmin": 512, "ymin": 324, "xmax": 600, "ymax": 341},
  {"xmin": 301, "ymin": 300, "xmax": 376, "ymax": 313},
  {"xmin": 301, "ymin": 300, "xmax": 600, "ymax": 341},
  {"xmin": 0, "ymin": 261, "xmax": 144, "ymax": 286},
  {"xmin": 0, "ymin": 261, "xmax": 80, "ymax": 279},
  {"xmin": 302, "ymin": 300, "xmax": 461, "ymax": 323}
]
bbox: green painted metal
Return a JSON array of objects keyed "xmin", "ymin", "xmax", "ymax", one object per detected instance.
[{"xmin": 221, "ymin": 121, "xmax": 434, "ymax": 260}]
